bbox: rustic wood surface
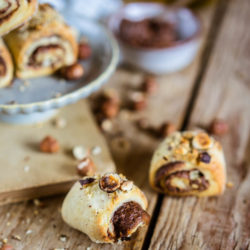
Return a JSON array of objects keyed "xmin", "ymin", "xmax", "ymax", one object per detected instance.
[
  {"xmin": 0, "ymin": 0, "xmax": 249, "ymax": 249},
  {"xmin": 149, "ymin": 0, "xmax": 250, "ymax": 249},
  {"xmin": 0, "ymin": 101, "xmax": 115, "ymax": 205}
]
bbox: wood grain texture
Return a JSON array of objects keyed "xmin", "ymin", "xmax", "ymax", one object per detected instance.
[
  {"xmin": 149, "ymin": 0, "xmax": 250, "ymax": 249},
  {"xmin": 0, "ymin": 100, "xmax": 115, "ymax": 205},
  {"xmin": 0, "ymin": 6, "xmax": 216, "ymax": 249}
]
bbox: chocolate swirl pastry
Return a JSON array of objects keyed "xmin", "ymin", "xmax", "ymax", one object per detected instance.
[
  {"xmin": 0, "ymin": 0, "xmax": 37, "ymax": 36},
  {"xmin": 4, "ymin": 4, "xmax": 78, "ymax": 79},
  {"xmin": 149, "ymin": 131, "xmax": 226, "ymax": 197},
  {"xmin": 0, "ymin": 39, "xmax": 13, "ymax": 88},
  {"xmin": 62, "ymin": 173, "xmax": 150, "ymax": 244}
]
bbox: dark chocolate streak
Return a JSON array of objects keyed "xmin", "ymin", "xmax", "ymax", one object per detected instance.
[
  {"xmin": 155, "ymin": 162, "xmax": 209, "ymax": 193},
  {"xmin": 0, "ymin": 0, "xmax": 19, "ymax": 25},
  {"xmin": 0, "ymin": 56, "xmax": 7, "ymax": 76},
  {"xmin": 28, "ymin": 44, "xmax": 64, "ymax": 67},
  {"xmin": 79, "ymin": 178, "xmax": 95, "ymax": 186},
  {"xmin": 111, "ymin": 201, "xmax": 150, "ymax": 241}
]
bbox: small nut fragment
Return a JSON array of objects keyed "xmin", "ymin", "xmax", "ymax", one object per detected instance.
[
  {"xmin": 209, "ymin": 119, "xmax": 229, "ymax": 135},
  {"xmin": 129, "ymin": 91, "xmax": 147, "ymax": 111},
  {"xmin": 40, "ymin": 136, "xmax": 60, "ymax": 153},
  {"xmin": 142, "ymin": 76, "xmax": 158, "ymax": 95},
  {"xmin": 60, "ymin": 63, "xmax": 84, "ymax": 80},
  {"xmin": 192, "ymin": 132, "xmax": 213, "ymax": 150},
  {"xmin": 198, "ymin": 152, "xmax": 211, "ymax": 164},
  {"xmin": 226, "ymin": 181, "xmax": 234, "ymax": 188},
  {"xmin": 101, "ymin": 119, "xmax": 113, "ymax": 133},
  {"xmin": 78, "ymin": 42, "xmax": 92, "ymax": 60},
  {"xmin": 99, "ymin": 173, "xmax": 121, "ymax": 193},
  {"xmin": 77, "ymin": 157, "xmax": 96, "ymax": 176},
  {"xmin": 120, "ymin": 181, "xmax": 133, "ymax": 192},
  {"xmin": 159, "ymin": 122, "xmax": 176, "ymax": 137},
  {"xmin": 72, "ymin": 146, "xmax": 88, "ymax": 160},
  {"xmin": 91, "ymin": 146, "xmax": 102, "ymax": 155},
  {"xmin": 53, "ymin": 117, "xmax": 67, "ymax": 128}
]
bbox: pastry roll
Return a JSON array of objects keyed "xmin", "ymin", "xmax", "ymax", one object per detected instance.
[
  {"xmin": 0, "ymin": 39, "xmax": 13, "ymax": 88},
  {"xmin": 62, "ymin": 173, "xmax": 150, "ymax": 243},
  {"xmin": 0, "ymin": 0, "xmax": 37, "ymax": 36},
  {"xmin": 4, "ymin": 4, "xmax": 78, "ymax": 79},
  {"xmin": 149, "ymin": 131, "xmax": 226, "ymax": 197}
]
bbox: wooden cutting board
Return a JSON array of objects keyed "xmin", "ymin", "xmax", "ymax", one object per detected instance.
[{"xmin": 0, "ymin": 100, "xmax": 116, "ymax": 205}]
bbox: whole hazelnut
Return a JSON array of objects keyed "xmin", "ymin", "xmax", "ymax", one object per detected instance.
[
  {"xmin": 78, "ymin": 42, "xmax": 92, "ymax": 60},
  {"xmin": 60, "ymin": 63, "xmax": 84, "ymax": 80},
  {"xmin": 40, "ymin": 136, "xmax": 60, "ymax": 153},
  {"xmin": 159, "ymin": 122, "xmax": 176, "ymax": 137},
  {"xmin": 77, "ymin": 157, "xmax": 96, "ymax": 176},
  {"xmin": 142, "ymin": 76, "xmax": 158, "ymax": 95},
  {"xmin": 209, "ymin": 119, "xmax": 229, "ymax": 135},
  {"xmin": 101, "ymin": 100, "xmax": 119, "ymax": 118}
]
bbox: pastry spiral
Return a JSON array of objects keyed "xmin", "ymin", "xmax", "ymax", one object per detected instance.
[
  {"xmin": 62, "ymin": 173, "xmax": 150, "ymax": 243},
  {"xmin": 149, "ymin": 131, "xmax": 226, "ymax": 197},
  {"xmin": 4, "ymin": 4, "xmax": 78, "ymax": 79},
  {"xmin": 0, "ymin": 0, "xmax": 37, "ymax": 36},
  {"xmin": 0, "ymin": 39, "xmax": 13, "ymax": 88}
]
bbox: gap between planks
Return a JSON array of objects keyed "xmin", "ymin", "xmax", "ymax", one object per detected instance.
[{"xmin": 142, "ymin": 0, "xmax": 230, "ymax": 249}]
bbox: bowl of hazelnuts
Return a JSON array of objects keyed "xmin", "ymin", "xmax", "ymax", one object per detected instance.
[{"xmin": 0, "ymin": 16, "xmax": 119, "ymax": 124}]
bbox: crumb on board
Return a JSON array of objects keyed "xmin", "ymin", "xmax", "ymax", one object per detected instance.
[{"xmin": 226, "ymin": 181, "xmax": 234, "ymax": 188}]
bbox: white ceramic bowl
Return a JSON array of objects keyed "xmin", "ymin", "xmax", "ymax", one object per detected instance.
[{"xmin": 109, "ymin": 3, "xmax": 201, "ymax": 74}]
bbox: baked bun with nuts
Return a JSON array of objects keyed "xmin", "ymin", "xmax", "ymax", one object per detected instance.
[
  {"xmin": 62, "ymin": 173, "xmax": 150, "ymax": 244},
  {"xmin": 149, "ymin": 131, "xmax": 226, "ymax": 197}
]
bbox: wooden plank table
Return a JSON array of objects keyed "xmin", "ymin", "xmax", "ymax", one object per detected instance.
[{"xmin": 0, "ymin": 0, "xmax": 249, "ymax": 249}]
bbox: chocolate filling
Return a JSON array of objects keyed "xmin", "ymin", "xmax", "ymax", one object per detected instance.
[
  {"xmin": 111, "ymin": 201, "xmax": 150, "ymax": 241},
  {"xmin": 0, "ymin": 0, "xmax": 19, "ymax": 25},
  {"xmin": 155, "ymin": 163, "xmax": 209, "ymax": 193},
  {"xmin": 0, "ymin": 56, "xmax": 7, "ymax": 76},
  {"xmin": 28, "ymin": 44, "xmax": 64, "ymax": 67}
]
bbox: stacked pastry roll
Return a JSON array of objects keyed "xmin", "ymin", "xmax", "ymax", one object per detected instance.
[
  {"xmin": 62, "ymin": 173, "xmax": 150, "ymax": 243},
  {"xmin": 4, "ymin": 4, "xmax": 78, "ymax": 79},
  {"xmin": 0, "ymin": 39, "xmax": 13, "ymax": 87},
  {"xmin": 149, "ymin": 131, "xmax": 226, "ymax": 197},
  {"xmin": 0, "ymin": 0, "xmax": 37, "ymax": 36}
]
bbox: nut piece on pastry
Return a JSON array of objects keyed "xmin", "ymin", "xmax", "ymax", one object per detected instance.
[
  {"xmin": 62, "ymin": 173, "xmax": 150, "ymax": 243},
  {"xmin": 0, "ymin": 39, "xmax": 13, "ymax": 88},
  {"xmin": 149, "ymin": 131, "xmax": 226, "ymax": 197},
  {"xmin": 4, "ymin": 4, "xmax": 78, "ymax": 79},
  {"xmin": 0, "ymin": 0, "xmax": 38, "ymax": 36}
]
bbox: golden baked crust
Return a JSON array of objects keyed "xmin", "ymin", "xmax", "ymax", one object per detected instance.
[
  {"xmin": 62, "ymin": 173, "xmax": 149, "ymax": 244},
  {"xmin": 149, "ymin": 131, "xmax": 226, "ymax": 197},
  {"xmin": 0, "ymin": 39, "xmax": 13, "ymax": 88},
  {"xmin": 0, "ymin": 0, "xmax": 37, "ymax": 36},
  {"xmin": 4, "ymin": 4, "xmax": 78, "ymax": 79}
]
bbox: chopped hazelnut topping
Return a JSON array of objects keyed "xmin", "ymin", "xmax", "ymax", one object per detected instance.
[{"xmin": 99, "ymin": 173, "xmax": 121, "ymax": 193}]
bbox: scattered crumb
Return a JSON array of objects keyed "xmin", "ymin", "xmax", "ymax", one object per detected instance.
[
  {"xmin": 53, "ymin": 117, "xmax": 67, "ymax": 128},
  {"xmin": 59, "ymin": 235, "xmax": 68, "ymax": 242},
  {"xmin": 86, "ymin": 247, "xmax": 92, "ymax": 250},
  {"xmin": 23, "ymin": 156, "xmax": 30, "ymax": 162},
  {"xmin": 34, "ymin": 210, "xmax": 39, "ymax": 215},
  {"xmin": 23, "ymin": 80, "xmax": 30, "ymax": 86},
  {"xmin": 6, "ymin": 222, "xmax": 11, "ymax": 226},
  {"xmin": 11, "ymin": 235, "xmax": 21, "ymax": 241},
  {"xmin": 24, "ymin": 165, "xmax": 30, "ymax": 173},
  {"xmin": 26, "ymin": 229, "xmax": 32, "ymax": 235},
  {"xmin": 2, "ymin": 238, "xmax": 8, "ymax": 244},
  {"xmin": 33, "ymin": 199, "xmax": 45, "ymax": 208},
  {"xmin": 91, "ymin": 146, "xmax": 102, "ymax": 155},
  {"xmin": 72, "ymin": 146, "xmax": 88, "ymax": 160},
  {"xmin": 119, "ymin": 109, "xmax": 133, "ymax": 120},
  {"xmin": 226, "ymin": 182, "xmax": 234, "ymax": 188},
  {"xmin": 19, "ymin": 85, "xmax": 26, "ymax": 92},
  {"xmin": 111, "ymin": 136, "xmax": 131, "ymax": 154},
  {"xmin": 101, "ymin": 119, "xmax": 113, "ymax": 132}
]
